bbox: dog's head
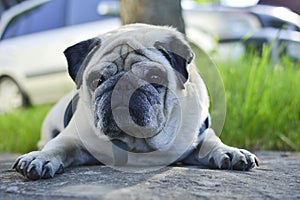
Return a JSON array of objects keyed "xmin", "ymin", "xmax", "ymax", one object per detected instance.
[{"xmin": 64, "ymin": 24, "xmax": 194, "ymax": 152}]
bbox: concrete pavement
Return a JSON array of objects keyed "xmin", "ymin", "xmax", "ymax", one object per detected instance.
[{"xmin": 1, "ymin": 151, "xmax": 300, "ymax": 199}]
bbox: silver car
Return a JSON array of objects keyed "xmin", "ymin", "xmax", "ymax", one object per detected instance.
[{"xmin": 0, "ymin": 0, "xmax": 121, "ymax": 112}]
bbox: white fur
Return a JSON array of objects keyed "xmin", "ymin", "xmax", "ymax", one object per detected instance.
[{"xmin": 13, "ymin": 24, "xmax": 259, "ymax": 180}]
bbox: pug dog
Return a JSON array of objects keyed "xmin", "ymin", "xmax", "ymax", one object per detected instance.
[{"xmin": 13, "ymin": 24, "xmax": 259, "ymax": 180}]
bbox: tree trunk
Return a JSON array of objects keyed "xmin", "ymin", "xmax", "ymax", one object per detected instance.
[{"xmin": 119, "ymin": 0, "xmax": 185, "ymax": 34}]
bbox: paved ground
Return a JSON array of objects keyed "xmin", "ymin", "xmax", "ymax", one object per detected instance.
[{"xmin": 0, "ymin": 151, "xmax": 300, "ymax": 200}]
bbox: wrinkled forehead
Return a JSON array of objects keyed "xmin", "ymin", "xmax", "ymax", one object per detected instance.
[
  {"xmin": 87, "ymin": 24, "xmax": 186, "ymax": 63},
  {"xmin": 83, "ymin": 25, "xmax": 190, "ymax": 82},
  {"xmin": 85, "ymin": 37, "xmax": 172, "ymax": 74},
  {"xmin": 99, "ymin": 27, "xmax": 173, "ymax": 56}
]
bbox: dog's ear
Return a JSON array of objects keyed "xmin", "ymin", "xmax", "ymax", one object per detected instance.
[
  {"xmin": 64, "ymin": 38, "xmax": 101, "ymax": 88},
  {"xmin": 154, "ymin": 36, "xmax": 194, "ymax": 88}
]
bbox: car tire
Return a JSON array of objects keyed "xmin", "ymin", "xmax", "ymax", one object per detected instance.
[{"xmin": 0, "ymin": 77, "xmax": 29, "ymax": 112}]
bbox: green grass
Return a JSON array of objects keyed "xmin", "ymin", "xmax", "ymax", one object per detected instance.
[
  {"xmin": 216, "ymin": 47, "xmax": 300, "ymax": 151},
  {"xmin": 193, "ymin": 43, "xmax": 300, "ymax": 151},
  {"xmin": 0, "ymin": 105, "xmax": 52, "ymax": 153},
  {"xmin": 1, "ymin": 45, "xmax": 299, "ymax": 153}
]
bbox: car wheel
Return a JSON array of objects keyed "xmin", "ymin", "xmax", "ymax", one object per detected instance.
[{"xmin": 0, "ymin": 77, "xmax": 29, "ymax": 112}]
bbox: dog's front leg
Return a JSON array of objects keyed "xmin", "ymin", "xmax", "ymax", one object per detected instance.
[
  {"xmin": 13, "ymin": 128, "xmax": 98, "ymax": 180},
  {"xmin": 182, "ymin": 128, "xmax": 259, "ymax": 170}
]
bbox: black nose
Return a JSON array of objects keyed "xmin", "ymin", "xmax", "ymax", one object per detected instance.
[{"xmin": 128, "ymin": 85, "xmax": 161, "ymax": 127}]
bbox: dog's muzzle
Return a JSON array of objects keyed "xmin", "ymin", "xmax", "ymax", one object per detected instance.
[{"xmin": 94, "ymin": 71, "xmax": 166, "ymax": 141}]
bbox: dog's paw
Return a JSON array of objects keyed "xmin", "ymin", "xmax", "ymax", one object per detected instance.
[
  {"xmin": 12, "ymin": 151, "xmax": 64, "ymax": 180},
  {"xmin": 209, "ymin": 147, "xmax": 260, "ymax": 171}
]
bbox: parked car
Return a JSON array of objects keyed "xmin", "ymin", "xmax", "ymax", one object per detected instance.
[
  {"xmin": 0, "ymin": 0, "xmax": 121, "ymax": 112},
  {"xmin": 183, "ymin": 2, "xmax": 300, "ymax": 61},
  {"xmin": 218, "ymin": 28, "xmax": 300, "ymax": 62},
  {"xmin": 1, "ymin": 0, "xmax": 299, "ymax": 112}
]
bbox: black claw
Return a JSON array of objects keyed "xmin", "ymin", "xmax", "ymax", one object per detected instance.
[
  {"xmin": 20, "ymin": 161, "xmax": 26, "ymax": 170},
  {"xmin": 26, "ymin": 163, "xmax": 35, "ymax": 173},
  {"xmin": 26, "ymin": 165, "xmax": 42, "ymax": 180},
  {"xmin": 15, "ymin": 167, "xmax": 23, "ymax": 176},
  {"xmin": 56, "ymin": 164, "xmax": 65, "ymax": 174},
  {"xmin": 225, "ymin": 152, "xmax": 233, "ymax": 161},
  {"xmin": 245, "ymin": 157, "xmax": 254, "ymax": 170},
  {"xmin": 15, "ymin": 162, "xmax": 27, "ymax": 176},
  {"xmin": 12, "ymin": 157, "xmax": 21, "ymax": 169},
  {"xmin": 220, "ymin": 156, "xmax": 231, "ymax": 169},
  {"xmin": 248, "ymin": 162, "xmax": 255, "ymax": 170},
  {"xmin": 41, "ymin": 166, "xmax": 52, "ymax": 179},
  {"xmin": 255, "ymin": 157, "xmax": 260, "ymax": 167},
  {"xmin": 233, "ymin": 160, "xmax": 247, "ymax": 170},
  {"xmin": 244, "ymin": 152, "xmax": 258, "ymax": 170},
  {"xmin": 42, "ymin": 162, "xmax": 57, "ymax": 179}
]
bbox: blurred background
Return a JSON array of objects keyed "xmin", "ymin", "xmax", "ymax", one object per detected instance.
[{"xmin": 0, "ymin": 0, "xmax": 299, "ymax": 153}]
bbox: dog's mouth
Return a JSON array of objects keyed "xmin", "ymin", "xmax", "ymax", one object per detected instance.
[{"xmin": 93, "ymin": 72, "xmax": 175, "ymax": 152}]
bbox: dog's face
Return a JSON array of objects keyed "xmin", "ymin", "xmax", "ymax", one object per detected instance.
[{"xmin": 64, "ymin": 24, "xmax": 194, "ymax": 153}]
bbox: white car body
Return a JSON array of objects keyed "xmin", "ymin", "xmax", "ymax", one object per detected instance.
[
  {"xmin": 0, "ymin": 0, "xmax": 121, "ymax": 111},
  {"xmin": 0, "ymin": 19, "xmax": 121, "ymax": 104}
]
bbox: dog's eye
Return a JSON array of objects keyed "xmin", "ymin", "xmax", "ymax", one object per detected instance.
[
  {"xmin": 145, "ymin": 70, "xmax": 166, "ymax": 85},
  {"xmin": 91, "ymin": 76, "xmax": 105, "ymax": 90},
  {"xmin": 149, "ymin": 74, "xmax": 161, "ymax": 83}
]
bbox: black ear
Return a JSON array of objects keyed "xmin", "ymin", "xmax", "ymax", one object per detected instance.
[
  {"xmin": 154, "ymin": 37, "xmax": 194, "ymax": 88},
  {"xmin": 64, "ymin": 38, "xmax": 101, "ymax": 88}
]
